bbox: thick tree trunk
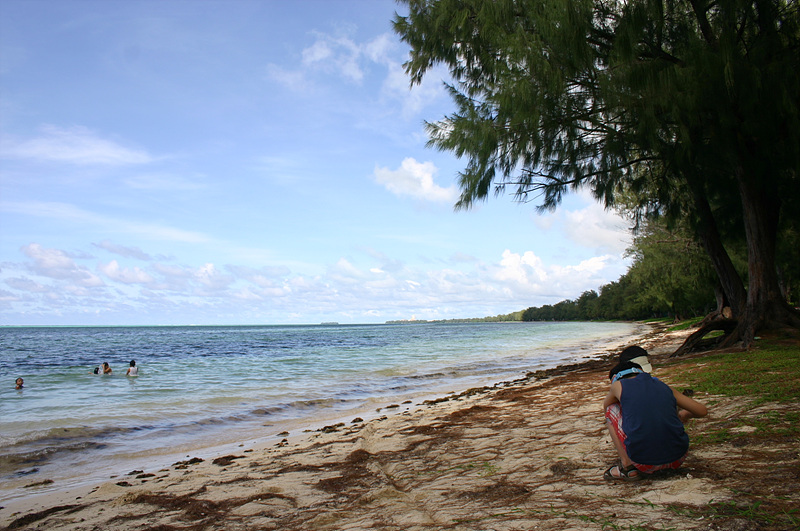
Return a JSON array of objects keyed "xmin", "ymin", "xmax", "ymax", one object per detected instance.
[
  {"xmin": 714, "ymin": 284, "xmax": 733, "ymax": 319},
  {"xmin": 693, "ymin": 283, "xmax": 732, "ymax": 330},
  {"xmin": 732, "ymin": 171, "xmax": 800, "ymax": 347},
  {"xmin": 672, "ymin": 171, "xmax": 800, "ymax": 357},
  {"xmin": 671, "ymin": 179, "xmax": 749, "ymax": 356},
  {"xmin": 690, "ymin": 189, "xmax": 747, "ymax": 319}
]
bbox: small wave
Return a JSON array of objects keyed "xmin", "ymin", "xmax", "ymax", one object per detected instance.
[
  {"xmin": 249, "ymin": 406, "xmax": 285, "ymax": 416},
  {"xmin": 0, "ymin": 439, "xmax": 109, "ymax": 476},
  {"xmin": 0, "ymin": 425, "xmax": 140, "ymax": 449},
  {"xmin": 244, "ymin": 397, "xmax": 353, "ymax": 420},
  {"xmin": 404, "ymin": 372, "xmax": 447, "ymax": 380}
]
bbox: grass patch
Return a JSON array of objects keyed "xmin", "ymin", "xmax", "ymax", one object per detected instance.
[
  {"xmin": 688, "ymin": 409, "xmax": 800, "ymax": 445},
  {"xmin": 669, "ymin": 339, "xmax": 800, "ymax": 405},
  {"xmin": 667, "ymin": 317, "xmax": 704, "ymax": 331},
  {"xmin": 666, "ymin": 336, "xmax": 800, "ymax": 445},
  {"xmin": 454, "ymin": 505, "xmax": 679, "ymax": 530},
  {"xmin": 642, "ymin": 317, "xmax": 674, "ymax": 325},
  {"xmin": 612, "ymin": 493, "xmax": 800, "ymax": 531},
  {"xmin": 748, "ymin": 409, "xmax": 800, "ymax": 436},
  {"xmin": 668, "ymin": 498, "xmax": 800, "ymax": 529}
]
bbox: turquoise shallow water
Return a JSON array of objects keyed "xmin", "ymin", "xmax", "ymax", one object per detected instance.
[{"xmin": 0, "ymin": 321, "xmax": 645, "ymax": 501}]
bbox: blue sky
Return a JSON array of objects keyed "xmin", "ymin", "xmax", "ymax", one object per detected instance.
[{"xmin": 0, "ymin": 0, "xmax": 633, "ymax": 326}]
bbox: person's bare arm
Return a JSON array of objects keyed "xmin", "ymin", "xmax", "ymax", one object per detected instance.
[
  {"xmin": 603, "ymin": 381, "xmax": 622, "ymax": 410},
  {"xmin": 674, "ymin": 388, "xmax": 707, "ymax": 422}
]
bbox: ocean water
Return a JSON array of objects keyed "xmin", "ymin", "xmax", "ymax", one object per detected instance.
[{"xmin": 0, "ymin": 321, "xmax": 644, "ymax": 503}]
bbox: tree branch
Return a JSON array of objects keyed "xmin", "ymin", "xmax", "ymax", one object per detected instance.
[{"xmin": 689, "ymin": 0, "xmax": 719, "ymax": 49}]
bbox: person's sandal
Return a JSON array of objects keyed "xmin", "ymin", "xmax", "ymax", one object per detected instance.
[{"xmin": 603, "ymin": 464, "xmax": 641, "ymax": 482}]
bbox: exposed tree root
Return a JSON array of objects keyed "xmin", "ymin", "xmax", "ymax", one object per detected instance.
[
  {"xmin": 672, "ymin": 305, "xmax": 800, "ymax": 356},
  {"xmin": 671, "ymin": 319, "xmax": 739, "ymax": 357}
]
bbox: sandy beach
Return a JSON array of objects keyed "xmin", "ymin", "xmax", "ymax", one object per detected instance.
[{"xmin": 2, "ymin": 324, "xmax": 798, "ymax": 531}]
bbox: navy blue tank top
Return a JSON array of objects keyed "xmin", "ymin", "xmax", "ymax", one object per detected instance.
[{"xmin": 619, "ymin": 373, "xmax": 689, "ymax": 465}]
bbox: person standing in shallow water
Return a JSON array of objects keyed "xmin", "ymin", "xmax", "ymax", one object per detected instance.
[
  {"xmin": 603, "ymin": 346, "xmax": 708, "ymax": 481},
  {"xmin": 126, "ymin": 360, "xmax": 138, "ymax": 376},
  {"xmin": 102, "ymin": 362, "xmax": 112, "ymax": 375},
  {"xmin": 15, "ymin": 377, "xmax": 24, "ymax": 389}
]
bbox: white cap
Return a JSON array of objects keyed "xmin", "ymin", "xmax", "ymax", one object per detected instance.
[{"xmin": 628, "ymin": 355, "xmax": 652, "ymax": 373}]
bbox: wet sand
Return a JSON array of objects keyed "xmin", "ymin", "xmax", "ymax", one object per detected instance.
[{"xmin": 2, "ymin": 323, "xmax": 798, "ymax": 530}]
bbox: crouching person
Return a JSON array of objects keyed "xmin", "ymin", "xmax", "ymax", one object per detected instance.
[{"xmin": 603, "ymin": 351, "xmax": 707, "ymax": 481}]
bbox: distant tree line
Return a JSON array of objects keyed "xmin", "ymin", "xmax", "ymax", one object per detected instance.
[
  {"xmin": 522, "ymin": 220, "xmax": 718, "ymax": 322},
  {"xmin": 521, "ymin": 217, "xmax": 797, "ymax": 323},
  {"xmin": 459, "ymin": 213, "xmax": 796, "ymax": 324},
  {"xmin": 390, "ymin": 310, "xmax": 526, "ymax": 324}
]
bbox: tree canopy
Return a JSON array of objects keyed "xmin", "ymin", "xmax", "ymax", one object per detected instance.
[{"xmin": 394, "ymin": 0, "xmax": 800, "ymax": 349}]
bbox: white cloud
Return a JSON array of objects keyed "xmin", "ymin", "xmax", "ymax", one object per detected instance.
[
  {"xmin": 363, "ymin": 33, "xmax": 394, "ymax": 63},
  {"xmin": 21, "ymin": 243, "xmax": 104, "ymax": 287},
  {"xmin": 563, "ymin": 204, "xmax": 631, "ymax": 254},
  {"xmin": 264, "ymin": 29, "xmax": 446, "ymax": 118},
  {"xmin": 533, "ymin": 191, "xmax": 633, "ymax": 255},
  {"xmin": 329, "ymin": 258, "xmax": 367, "ymax": 284},
  {"xmin": 226, "ymin": 265, "xmax": 291, "ymax": 286},
  {"xmin": 496, "ymin": 250, "xmax": 548, "ymax": 285},
  {"xmin": 151, "ymin": 263, "xmax": 193, "ymax": 291},
  {"xmin": 302, "ymin": 39, "xmax": 334, "ymax": 64},
  {"xmin": 93, "ymin": 240, "xmax": 152, "ymax": 261},
  {"xmin": 265, "ymin": 63, "xmax": 308, "ymax": 92},
  {"xmin": 1, "ymin": 125, "xmax": 152, "ymax": 165},
  {"xmin": 302, "ymin": 32, "xmax": 364, "ymax": 83},
  {"xmin": 2, "ymin": 239, "xmax": 629, "ymax": 324},
  {"xmin": 569, "ymin": 255, "xmax": 612, "ymax": 275},
  {"xmin": 356, "ymin": 30, "xmax": 447, "ymax": 116},
  {"xmin": 195, "ymin": 263, "xmax": 234, "ymax": 292},
  {"xmin": 267, "ymin": 33, "xmax": 364, "ymax": 90},
  {"xmin": 98, "ymin": 260, "xmax": 154, "ymax": 285},
  {"xmin": 381, "ymin": 61, "xmax": 448, "ymax": 117},
  {"xmin": 5, "ymin": 277, "xmax": 49, "ymax": 293},
  {"xmin": 450, "ymin": 252, "xmax": 478, "ymax": 264},
  {"xmin": 0, "ymin": 288, "xmax": 23, "ymax": 302},
  {"xmin": 374, "ymin": 158, "xmax": 458, "ymax": 203},
  {"xmin": 492, "ymin": 249, "xmax": 621, "ymax": 300},
  {"xmin": 231, "ymin": 288, "xmax": 265, "ymax": 301}
]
